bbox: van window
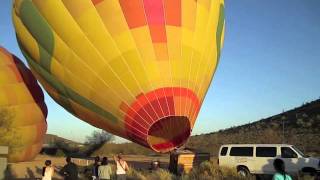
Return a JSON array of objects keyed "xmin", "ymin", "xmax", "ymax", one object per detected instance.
[
  {"xmin": 220, "ymin": 147, "xmax": 228, "ymax": 156},
  {"xmin": 230, "ymin": 147, "xmax": 253, "ymax": 157},
  {"xmin": 256, "ymin": 147, "xmax": 276, "ymax": 157},
  {"xmin": 281, "ymin": 147, "xmax": 298, "ymax": 158}
]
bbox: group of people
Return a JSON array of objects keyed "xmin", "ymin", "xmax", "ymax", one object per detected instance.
[
  {"xmin": 91, "ymin": 154, "xmax": 129, "ymax": 180},
  {"xmin": 41, "ymin": 156, "xmax": 79, "ymax": 180},
  {"xmin": 41, "ymin": 154, "xmax": 129, "ymax": 180},
  {"xmin": 41, "ymin": 155, "xmax": 292, "ymax": 180}
]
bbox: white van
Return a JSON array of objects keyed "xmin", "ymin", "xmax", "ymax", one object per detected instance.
[{"xmin": 218, "ymin": 144, "xmax": 319, "ymax": 176}]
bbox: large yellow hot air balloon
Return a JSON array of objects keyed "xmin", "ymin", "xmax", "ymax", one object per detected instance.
[
  {"xmin": 0, "ymin": 47, "xmax": 47, "ymax": 162},
  {"xmin": 13, "ymin": 0, "xmax": 225, "ymax": 153}
]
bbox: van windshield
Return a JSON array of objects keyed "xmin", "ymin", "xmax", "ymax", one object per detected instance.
[{"xmin": 292, "ymin": 146, "xmax": 308, "ymax": 158}]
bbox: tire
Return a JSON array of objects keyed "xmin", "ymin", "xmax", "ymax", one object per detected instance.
[
  {"xmin": 237, "ymin": 166, "xmax": 250, "ymax": 177},
  {"xmin": 301, "ymin": 167, "xmax": 316, "ymax": 176}
]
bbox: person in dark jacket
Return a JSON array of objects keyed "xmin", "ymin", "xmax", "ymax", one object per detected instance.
[
  {"xmin": 92, "ymin": 156, "xmax": 100, "ymax": 180},
  {"xmin": 60, "ymin": 157, "xmax": 79, "ymax": 180}
]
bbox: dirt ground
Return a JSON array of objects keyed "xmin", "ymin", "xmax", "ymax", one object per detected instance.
[{"xmin": 5, "ymin": 155, "xmax": 169, "ymax": 179}]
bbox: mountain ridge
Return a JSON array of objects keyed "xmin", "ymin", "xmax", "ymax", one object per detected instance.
[{"xmin": 46, "ymin": 98, "xmax": 320, "ymax": 156}]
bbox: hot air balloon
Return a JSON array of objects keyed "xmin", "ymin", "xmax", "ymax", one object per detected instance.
[
  {"xmin": 0, "ymin": 47, "xmax": 47, "ymax": 162},
  {"xmin": 13, "ymin": 0, "xmax": 225, "ymax": 153}
]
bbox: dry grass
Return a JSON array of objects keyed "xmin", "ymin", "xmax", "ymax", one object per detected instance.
[{"xmin": 125, "ymin": 161, "xmax": 250, "ymax": 180}]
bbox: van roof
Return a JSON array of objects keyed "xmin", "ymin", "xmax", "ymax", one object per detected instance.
[{"xmin": 220, "ymin": 144, "xmax": 293, "ymax": 147}]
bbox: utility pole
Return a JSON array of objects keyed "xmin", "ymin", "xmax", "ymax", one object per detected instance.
[{"xmin": 281, "ymin": 109, "xmax": 286, "ymax": 143}]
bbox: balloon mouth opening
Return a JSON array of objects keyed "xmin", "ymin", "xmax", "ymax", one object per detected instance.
[{"xmin": 147, "ymin": 116, "xmax": 191, "ymax": 153}]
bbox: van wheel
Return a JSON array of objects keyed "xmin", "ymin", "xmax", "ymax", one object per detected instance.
[
  {"xmin": 237, "ymin": 166, "xmax": 250, "ymax": 177},
  {"xmin": 301, "ymin": 167, "xmax": 316, "ymax": 176}
]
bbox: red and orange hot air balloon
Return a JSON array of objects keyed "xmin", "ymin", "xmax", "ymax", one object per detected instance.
[
  {"xmin": 13, "ymin": 0, "xmax": 225, "ymax": 152},
  {"xmin": 0, "ymin": 47, "xmax": 47, "ymax": 162}
]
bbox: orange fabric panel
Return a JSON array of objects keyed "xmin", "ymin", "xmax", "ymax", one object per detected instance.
[
  {"xmin": 119, "ymin": 0, "xmax": 147, "ymax": 29},
  {"xmin": 164, "ymin": 0, "xmax": 181, "ymax": 26}
]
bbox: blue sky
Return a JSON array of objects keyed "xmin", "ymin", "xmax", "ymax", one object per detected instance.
[{"xmin": 1, "ymin": 0, "xmax": 320, "ymax": 143}]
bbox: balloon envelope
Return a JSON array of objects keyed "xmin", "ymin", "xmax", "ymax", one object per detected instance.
[
  {"xmin": 0, "ymin": 47, "xmax": 47, "ymax": 162},
  {"xmin": 13, "ymin": 0, "xmax": 225, "ymax": 152}
]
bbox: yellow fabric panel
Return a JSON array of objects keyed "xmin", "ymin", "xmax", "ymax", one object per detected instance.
[
  {"xmin": 95, "ymin": 0, "xmax": 128, "ymax": 36},
  {"xmin": 8, "ymin": 140, "xmax": 43, "ymax": 162},
  {"xmin": 182, "ymin": 0, "xmax": 197, "ymax": 31},
  {"xmin": 123, "ymin": 51, "xmax": 150, "ymax": 89},
  {"xmin": 153, "ymin": 43, "xmax": 169, "ymax": 61},
  {"xmin": 112, "ymin": 31, "xmax": 136, "ymax": 53},
  {"xmin": 166, "ymin": 26, "xmax": 181, "ymax": 62},
  {"xmin": 198, "ymin": 0, "xmax": 211, "ymax": 10},
  {"xmin": 0, "ymin": 84, "xmax": 33, "ymax": 106},
  {"xmin": 143, "ymin": 61, "xmax": 162, "ymax": 88},
  {"xmin": 14, "ymin": 122, "xmax": 46, "ymax": 146},
  {"xmin": 192, "ymin": 4, "xmax": 210, "ymax": 54},
  {"xmin": 156, "ymin": 61, "xmax": 172, "ymax": 85},
  {"xmin": 62, "ymin": 1, "xmax": 122, "ymax": 61},
  {"xmin": 130, "ymin": 27, "xmax": 156, "ymax": 63},
  {"xmin": 95, "ymin": 64, "xmax": 132, "ymax": 101},
  {"xmin": 8, "ymin": 104, "xmax": 45, "ymax": 127},
  {"xmin": 171, "ymin": 60, "xmax": 186, "ymax": 80},
  {"xmin": 0, "ymin": 67, "xmax": 18, "ymax": 84},
  {"xmin": 181, "ymin": 29, "xmax": 194, "ymax": 48},
  {"xmin": 119, "ymin": 72, "xmax": 141, "ymax": 97},
  {"xmin": 188, "ymin": 50, "xmax": 202, "ymax": 91}
]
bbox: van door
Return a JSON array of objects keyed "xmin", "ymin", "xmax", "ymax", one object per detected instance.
[
  {"xmin": 255, "ymin": 147, "xmax": 277, "ymax": 174},
  {"xmin": 229, "ymin": 147, "xmax": 254, "ymax": 172},
  {"xmin": 281, "ymin": 147, "xmax": 299, "ymax": 173},
  {"xmin": 219, "ymin": 147, "xmax": 229, "ymax": 167}
]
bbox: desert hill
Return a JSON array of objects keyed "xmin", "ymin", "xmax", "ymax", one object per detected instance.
[
  {"xmin": 46, "ymin": 99, "xmax": 320, "ymax": 157},
  {"xmin": 187, "ymin": 99, "xmax": 320, "ymax": 156}
]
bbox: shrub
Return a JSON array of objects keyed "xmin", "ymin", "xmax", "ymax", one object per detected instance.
[
  {"xmin": 55, "ymin": 149, "xmax": 66, "ymax": 157},
  {"xmin": 183, "ymin": 161, "xmax": 246, "ymax": 180},
  {"xmin": 147, "ymin": 169, "xmax": 176, "ymax": 180},
  {"xmin": 127, "ymin": 168, "xmax": 147, "ymax": 180}
]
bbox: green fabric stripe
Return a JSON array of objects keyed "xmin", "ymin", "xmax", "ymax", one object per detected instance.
[
  {"xmin": 17, "ymin": 40, "xmax": 75, "ymax": 114},
  {"xmin": 216, "ymin": 4, "xmax": 225, "ymax": 60},
  {"xmin": 19, "ymin": 0, "xmax": 54, "ymax": 72},
  {"xmin": 19, "ymin": 44, "xmax": 118, "ymax": 123}
]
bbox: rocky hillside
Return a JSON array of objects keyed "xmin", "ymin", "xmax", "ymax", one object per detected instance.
[
  {"xmin": 47, "ymin": 99, "xmax": 320, "ymax": 157},
  {"xmin": 44, "ymin": 134, "xmax": 82, "ymax": 146},
  {"xmin": 187, "ymin": 99, "xmax": 320, "ymax": 156}
]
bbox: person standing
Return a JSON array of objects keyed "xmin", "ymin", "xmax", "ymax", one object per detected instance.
[
  {"xmin": 113, "ymin": 154, "xmax": 128, "ymax": 180},
  {"xmin": 42, "ymin": 160, "xmax": 54, "ymax": 180},
  {"xmin": 98, "ymin": 157, "xmax": 112, "ymax": 180},
  {"xmin": 272, "ymin": 159, "xmax": 292, "ymax": 180},
  {"xmin": 60, "ymin": 157, "xmax": 79, "ymax": 180},
  {"xmin": 92, "ymin": 156, "xmax": 100, "ymax": 180}
]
